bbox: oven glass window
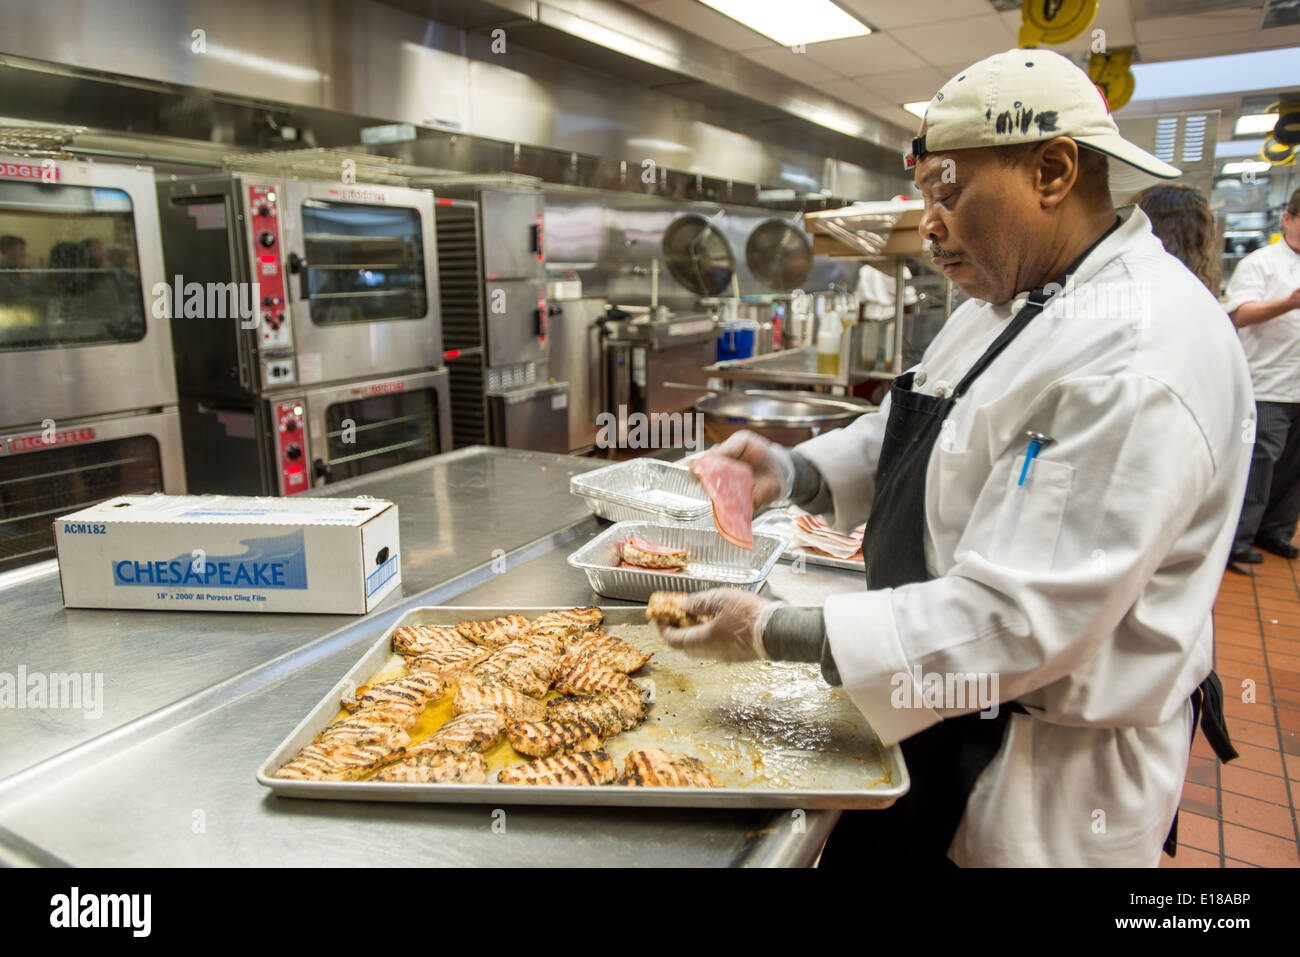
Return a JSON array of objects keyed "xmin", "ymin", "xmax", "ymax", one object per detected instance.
[
  {"xmin": 322, "ymin": 390, "xmax": 438, "ymax": 482},
  {"xmin": 0, "ymin": 182, "xmax": 146, "ymax": 352},
  {"xmin": 0, "ymin": 434, "xmax": 162, "ymax": 572},
  {"xmin": 300, "ymin": 202, "xmax": 427, "ymax": 325}
]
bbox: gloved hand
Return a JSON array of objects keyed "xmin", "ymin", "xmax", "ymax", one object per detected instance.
[
  {"xmin": 654, "ymin": 588, "xmax": 786, "ymax": 662},
  {"xmin": 709, "ymin": 429, "xmax": 796, "ymax": 511}
]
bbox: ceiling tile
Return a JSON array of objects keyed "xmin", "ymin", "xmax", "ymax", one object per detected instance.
[
  {"xmin": 738, "ymin": 46, "xmax": 838, "ymax": 84},
  {"xmin": 1134, "ymin": 8, "xmax": 1263, "ymax": 42},
  {"xmin": 802, "ymin": 32, "xmax": 928, "ymax": 77},
  {"xmin": 858, "ymin": 66, "xmax": 950, "ymax": 104},
  {"xmin": 817, "ymin": 78, "xmax": 892, "ymax": 110},
  {"xmin": 635, "ymin": 0, "xmax": 769, "ymax": 51},
  {"xmin": 836, "ymin": 0, "xmax": 998, "ymax": 31},
  {"xmin": 889, "ymin": 13, "xmax": 1018, "ymax": 67},
  {"xmin": 1137, "ymin": 29, "xmax": 1263, "ymax": 61}
]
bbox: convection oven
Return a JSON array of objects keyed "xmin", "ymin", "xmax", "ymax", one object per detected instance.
[
  {"xmin": 0, "ymin": 152, "xmax": 184, "ymax": 572},
  {"xmin": 156, "ymin": 172, "xmax": 450, "ymax": 493}
]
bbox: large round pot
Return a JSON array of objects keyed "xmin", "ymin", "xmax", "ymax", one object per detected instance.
[{"xmin": 694, "ymin": 390, "xmax": 875, "ymax": 446}]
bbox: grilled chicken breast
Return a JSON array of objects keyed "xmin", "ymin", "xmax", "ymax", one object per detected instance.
[
  {"xmin": 619, "ymin": 540, "xmax": 689, "ymax": 570},
  {"xmin": 457, "ymin": 615, "xmax": 529, "ymax": 648},
  {"xmin": 392, "ymin": 624, "xmax": 475, "ymax": 657},
  {"xmin": 274, "ymin": 741, "xmax": 401, "ymax": 781},
  {"xmin": 545, "ymin": 686, "xmax": 647, "ymax": 735},
  {"xmin": 553, "ymin": 657, "xmax": 631, "ymax": 696},
  {"xmin": 618, "ymin": 749, "xmax": 723, "ymax": 787},
  {"xmin": 560, "ymin": 630, "xmax": 652, "ymax": 674},
  {"xmin": 453, "ymin": 679, "xmax": 545, "ymax": 721},
  {"xmin": 497, "ymin": 749, "xmax": 617, "ymax": 786},
  {"xmin": 645, "ymin": 591, "xmax": 707, "ymax": 628},
  {"xmin": 347, "ymin": 672, "xmax": 446, "ymax": 713},
  {"xmin": 469, "ymin": 641, "xmax": 558, "ymax": 698},
  {"xmin": 372, "ymin": 750, "xmax": 488, "ymax": 784},
  {"xmin": 506, "ymin": 718, "xmax": 606, "ymax": 758},
  {"xmin": 318, "ymin": 717, "xmax": 412, "ymax": 750},
  {"xmin": 408, "ymin": 710, "xmax": 506, "ymax": 755},
  {"xmin": 405, "ymin": 644, "xmax": 491, "ymax": 683},
  {"xmin": 528, "ymin": 607, "xmax": 604, "ymax": 640}
]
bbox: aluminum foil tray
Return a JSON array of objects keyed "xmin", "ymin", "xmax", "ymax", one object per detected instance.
[
  {"xmin": 570, "ymin": 459, "xmax": 713, "ymax": 525},
  {"xmin": 256, "ymin": 606, "xmax": 907, "ymax": 809},
  {"xmin": 567, "ymin": 521, "xmax": 785, "ymax": 602}
]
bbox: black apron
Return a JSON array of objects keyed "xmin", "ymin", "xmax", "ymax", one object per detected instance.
[{"xmin": 820, "ymin": 229, "xmax": 1237, "ymax": 867}]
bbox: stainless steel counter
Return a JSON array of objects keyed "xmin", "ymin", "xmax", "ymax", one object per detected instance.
[
  {"xmin": 0, "ymin": 448, "xmax": 871, "ymax": 867},
  {"xmin": 0, "ymin": 447, "xmax": 602, "ymax": 781}
]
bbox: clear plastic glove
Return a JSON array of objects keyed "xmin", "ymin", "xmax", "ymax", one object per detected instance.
[
  {"xmin": 709, "ymin": 429, "xmax": 796, "ymax": 511},
  {"xmin": 655, "ymin": 588, "xmax": 786, "ymax": 662}
]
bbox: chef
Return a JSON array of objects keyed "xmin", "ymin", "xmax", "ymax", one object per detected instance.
[{"xmin": 658, "ymin": 50, "xmax": 1249, "ymax": 867}]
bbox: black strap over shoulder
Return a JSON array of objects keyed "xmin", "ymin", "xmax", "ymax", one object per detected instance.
[{"xmin": 1163, "ymin": 671, "xmax": 1237, "ymax": 857}]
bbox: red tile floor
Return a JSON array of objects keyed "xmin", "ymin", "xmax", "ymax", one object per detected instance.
[{"xmin": 1161, "ymin": 550, "xmax": 1300, "ymax": 868}]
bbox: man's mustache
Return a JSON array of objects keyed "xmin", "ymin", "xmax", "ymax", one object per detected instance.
[{"xmin": 929, "ymin": 243, "xmax": 959, "ymax": 259}]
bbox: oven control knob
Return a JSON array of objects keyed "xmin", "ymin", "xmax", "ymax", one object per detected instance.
[
  {"xmin": 285, "ymin": 419, "xmax": 297, "ymax": 432},
  {"xmin": 284, "ymin": 444, "xmax": 302, "ymax": 461},
  {"xmin": 258, "ymin": 205, "xmax": 270, "ymax": 217},
  {"xmin": 258, "ymin": 230, "xmax": 276, "ymax": 248}
]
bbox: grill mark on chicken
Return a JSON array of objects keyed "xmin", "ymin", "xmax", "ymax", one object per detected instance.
[
  {"xmin": 545, "ymin": 686, "xmax": 647, "ymax": 735},
  {"xmin": 529, "ymin": 607, "xmax": 603, "ymax": 640},
  {"xmin": 372, "ymin": 750, "xmax": 488, "ymax": 784},
  {"xmin": 346, "ymin": 672, "xmax": 446, "ymax": 713},
  {"xmin": 506, "ymin": 718, "xmax": 606, "ymax": 757},
  {"xmin": 275, "ymin": 741, "xmax": 400, "ymax": 781},
  {"xmin": 553, "ymin": 657, "xmax": 631, "ymax": 696},
  {"xmin": 392, "ymin": 624, "xmax": 475, "ymax": 657},
  {"xmin": 404, "ymin": 644, "xmax": 491, "ymax": 683},
  {"xmin": 469, "ymin": 640, "xmax": 558, "ymax": 698},
  {"xmin": 617, "ymin": 749, "xmax": 723, "ymax": 787},
  {"xmin": 453, "ymin": 679, "xmax": 545, "ymax": 721},
  {"xmin": 318, "ymin": 718, "xmax": 412, "ymax": 750},
  {"xmin": 407, "ymin": 710, "xmax": 506, "ymax": 755},
  {"xmin": 497, "ymin": 749, "xmax": 617, "ymax": 786},
  {"xmin": 457, "ymin": 615, "xmax": 529, "ymax": 648},
  {"xmin": 560, "ymin": 630, "xmax": 651, "ymax": 674}
]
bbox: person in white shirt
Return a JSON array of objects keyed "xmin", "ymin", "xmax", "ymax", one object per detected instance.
[
  {"xmin": 1224, "ymin": 188, "xmax": 1300, "ymax": 565},
  {"xmin": 656, "ymin": 50, "xmax": 1250, "ymax": 867}
]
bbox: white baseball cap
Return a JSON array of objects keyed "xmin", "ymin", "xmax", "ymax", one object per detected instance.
[{"xmin": 906, "ymin": 49, "xmax": 1180, "ymax": 181}]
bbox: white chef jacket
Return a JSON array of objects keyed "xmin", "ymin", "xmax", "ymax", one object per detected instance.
[
  {"xmin": 1224, "ymin": 237, "xmax": 1300, "ymax": 402},
  {"xmin": 795, "ymin": 206, "xmax": 1254, "ymax": 867}
]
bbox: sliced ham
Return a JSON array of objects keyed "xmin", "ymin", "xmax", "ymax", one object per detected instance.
[{"xmin": 690, "ymin": 454, "xmax": 754, "ymax": 550}]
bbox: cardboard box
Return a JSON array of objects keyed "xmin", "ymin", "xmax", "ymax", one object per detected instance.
[{"xmin": 53, "ymin": 494, "xmax": 401, "ymax": 614}]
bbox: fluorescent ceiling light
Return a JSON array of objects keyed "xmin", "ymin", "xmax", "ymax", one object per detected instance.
[
  {"xmin": 1216, "ymin": 138, "xmax": 1265, "ymax": 159},
  {"xmin": 1234, "ymin": 113, "xmax": 1278, "ymax": 136},
  {"xmin": 1127, "ymin": 48, "xmax": 1300, "ymax": 102},
  {"xmin": 698, "ymin": 0, "xmax": 870, "ymax": 45},
  {"xmin": 1221, "ymin": 160, "xmax": 1271, "ymax": 175},
  {"xmin": 903, "ymin": 101, "xmax": 928, "ymax": 118}
]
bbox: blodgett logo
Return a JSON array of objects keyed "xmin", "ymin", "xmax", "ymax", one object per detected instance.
[{"xmin": 49, "ymin": 887, "xmax": 151, "ymax": 937}]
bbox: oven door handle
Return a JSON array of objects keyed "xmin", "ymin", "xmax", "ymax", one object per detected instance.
[{"xmin": 288, "ymin": 252, "xmax": 311, "ymax": 301}]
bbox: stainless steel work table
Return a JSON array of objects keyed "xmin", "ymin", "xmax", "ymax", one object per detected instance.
[{"xmin": 0, "ymin": 447, "xmax": 867, "ymax": 867}]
